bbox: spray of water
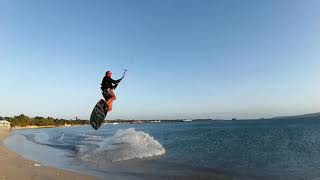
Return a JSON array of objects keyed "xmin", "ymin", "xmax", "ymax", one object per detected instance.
[{"xmin": 79, "ymin": 128, "xmax": 166, "ymax": 164}]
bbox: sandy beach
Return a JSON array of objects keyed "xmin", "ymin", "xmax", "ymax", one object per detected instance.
[{"xmin": 0, "ymin": 127, "xmax": 96, "ymax": 180}]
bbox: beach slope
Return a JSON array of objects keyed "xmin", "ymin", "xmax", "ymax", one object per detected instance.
[{"xmin": 0, "ymin": 127, "xmax": 95, "ymax": 180}]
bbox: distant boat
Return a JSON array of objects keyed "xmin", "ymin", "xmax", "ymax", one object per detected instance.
[
  {"xmin": 182, "ymin": 119, "xmax": 192, "ymax": 122},
  {"xmin": 150, "ymin": 120, "xmax": 161, "ymax": 123},
  {"xmin": 232, "ymin": 118, "xmax": 237, "ymax": 121}
]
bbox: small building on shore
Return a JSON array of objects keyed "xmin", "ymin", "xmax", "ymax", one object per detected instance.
[{"xmin": 0, "ymin": 120, "xmax": 10, "ymax": 127}]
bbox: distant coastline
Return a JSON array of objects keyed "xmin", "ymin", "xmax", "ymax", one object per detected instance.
[
  {"xmin": 0, "ymin": 114, "xmax": 89, "ymax": 129},
  {"xmin": 2, "ymin": 112, "xmax": 320, "ymax": 129},
  {"xmin": 0, "ymin": 114, "xmax": 215, "ymax": 129},
  {"xmin": 272, "ymin": 112, "xmax": 320, "ymax": 119}
]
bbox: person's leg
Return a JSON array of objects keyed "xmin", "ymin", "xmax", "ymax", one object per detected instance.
[
  {"xmin": 106, "ymin": 90, "xmax": 116, "ymax": 112},
  {"xmin": 102, "ymin": 91, "xmax": 110, "ymax": 112},
  {"xmin": 103, "ymin": 89, "xmax": 116, "ymax": 112}
]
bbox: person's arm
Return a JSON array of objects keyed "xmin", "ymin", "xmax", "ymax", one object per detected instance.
[
  {"xmin": 113, "ymin": 83, "xmax": 119, "ymax": 89},
  {"xmin": 107, "ymin": 76, "xmax": 121, "ymax": 84}
]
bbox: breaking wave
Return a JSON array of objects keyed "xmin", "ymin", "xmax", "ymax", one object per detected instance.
[{"xmin": 79, "ymin": 128, "xmax": 166, "ymax": 163}]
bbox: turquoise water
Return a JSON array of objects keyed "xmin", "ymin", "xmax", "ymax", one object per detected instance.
[{"xmin": 5, "ymin": 118, "xmax": 320, "ymax": 180}]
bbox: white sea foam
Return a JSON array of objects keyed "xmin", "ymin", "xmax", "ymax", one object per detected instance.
[
  {"xmin": 79, "ymin": 128, "xmax": 166, "ymax": 163},
  {"xmin": 58, "ymin": 133, "xmax": 65, "ymax": 142},
  {"xmin": 33, "ymin": 131, "xmax": 50, "ymax": 144},
  {"xmin": 82, "ymin": 134, "xmax": 104, "ymax": 142}
]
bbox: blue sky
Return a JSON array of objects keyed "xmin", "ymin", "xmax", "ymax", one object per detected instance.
[{"xmin": 1, "ymin": 0, "xmax": 320, "ymax": 120}]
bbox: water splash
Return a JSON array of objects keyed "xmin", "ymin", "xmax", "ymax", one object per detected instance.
[{"xmin": 79, "ymin": 128, "xmax": 166, "ymax": 163}]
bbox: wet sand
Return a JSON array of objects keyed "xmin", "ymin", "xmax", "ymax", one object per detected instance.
[{"xmin": 0, "ymin": 127, "xmax": 96, "ymax": 180}]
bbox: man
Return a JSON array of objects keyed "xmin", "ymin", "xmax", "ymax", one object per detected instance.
[{"xmin": 101, "ymin": 71, "xmax": 122, "ymax": 112}]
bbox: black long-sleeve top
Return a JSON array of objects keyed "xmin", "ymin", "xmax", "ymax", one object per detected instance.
[{"xmin": 101, "ymin": 76, "xmax": 121, "ymax": 91}]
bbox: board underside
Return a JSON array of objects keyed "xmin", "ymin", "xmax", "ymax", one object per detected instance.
[{"xmin": 90, "ymin": 99, "xmax": 107, "ymax": 130}]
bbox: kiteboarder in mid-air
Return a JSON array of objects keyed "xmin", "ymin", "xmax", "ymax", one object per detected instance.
[
  {"xmin": 100, "ymin": 70, "xmax": 126, "ymax": 112},
  {"xmin": 90, "ymin": 69, "xmax": 126, "ymax": 130}
]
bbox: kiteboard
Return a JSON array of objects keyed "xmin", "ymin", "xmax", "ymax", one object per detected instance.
[{"xmin": 90, "ymin": 99, "xmax": 107, "ymax": 130}]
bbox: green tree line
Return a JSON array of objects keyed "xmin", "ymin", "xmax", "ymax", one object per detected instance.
[{"xmin": 5, "ymin": 114, "xmax": 89, "ymax": 127}]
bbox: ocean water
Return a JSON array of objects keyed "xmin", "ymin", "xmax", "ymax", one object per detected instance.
[{"xmin": 4, "ymin": 118, "xmax": 320, "ymax": 180}]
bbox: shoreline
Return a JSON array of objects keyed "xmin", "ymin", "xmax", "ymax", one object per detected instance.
[
  {"xmin": 0, "ymin": 127, "xmax": 96, "ymax": 180},
  {"xmin": 12, "ymin": 124, "xmax": 83, "ymax": 129}
]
